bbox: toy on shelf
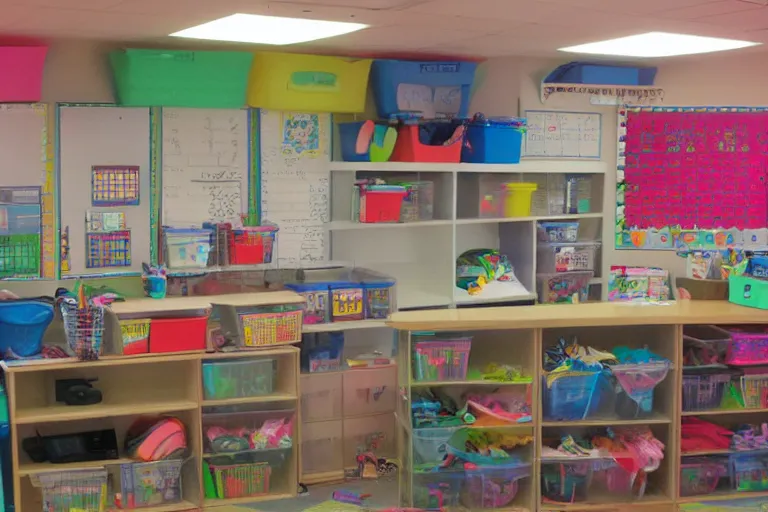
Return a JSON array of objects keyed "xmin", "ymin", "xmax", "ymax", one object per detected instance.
[
  {"xmin": 141, "ymin": 263, "xmax": 167, "ymax": 299},
  {"xmin": 339, "ymin": 120, "xmax": 397, "ymax": 162},
  {"xmin": 456, "ymin": 249, "xmax": 519, "ymax": 296}
]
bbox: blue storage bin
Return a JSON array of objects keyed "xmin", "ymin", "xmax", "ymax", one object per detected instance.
[
  {"xmin": 0, "ymin": 299, "xmax": 54, "ymax": 357},
  {"xmin": 543, "ymin": 371, "xmax": 604, "ymax": 421},
  {"xmin": 370, "ymin": 60, "xmax": 477, "ymax": 119},
  {"xmin": 462, "ymin": 119, "xmax": 524, "ymax": 164},
  {"xmin": 362, "ymin": 279, "xmax": 395, "ymax": 319},
  {"xmin": 544, "ymin": 61, "xmax": 657, "ymax": 86},
  {"xmin": 328, "ymin": 282, "xmax": 364, "ymax": 321},
  {"xmin": 285, "ymin": 282, "xmax": 331, "ymax": 325}
]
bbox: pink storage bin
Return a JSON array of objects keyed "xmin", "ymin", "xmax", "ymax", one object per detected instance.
[
  {"xmin": 0, "ymin": 46, "xmax": 47, "ymax": 102},
  {"xmin": 723, "ymin": 326, "xmax": 768, "ymax": 366},
  {"xmin": 342, "ymin": 365, "xmax": 397, "ymax": 416},
  {"xmin": 300, "ymin": 372, "xmax": 342, "ymax": 422}
]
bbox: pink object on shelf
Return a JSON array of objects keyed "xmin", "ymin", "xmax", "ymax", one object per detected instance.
[{"xmin": 0, "ymin": 46, "xmax": 47, "ymax": 102}]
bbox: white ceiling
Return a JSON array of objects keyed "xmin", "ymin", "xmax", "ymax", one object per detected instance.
[{"xmin": 1, "ymin": 0, "xmax": 768, "ymax": 58}]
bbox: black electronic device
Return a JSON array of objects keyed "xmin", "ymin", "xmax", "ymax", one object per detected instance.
[
  {"xmin": 55, "ymin": 378, "xmax": 102, "ymax": 406},
  {"xmin": 23, "ymin": 429, "xmax": 119, "ymax": 464}
]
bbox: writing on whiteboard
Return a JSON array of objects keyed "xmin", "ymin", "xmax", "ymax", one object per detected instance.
[
  {"xmin": 525, "ymin": 110, "xmax": 601, "ymax": 159},
  {"xmin": 261, "ymin": 110, "xmax": 330, "ymax": 266},
  {"xmin": 161, "ymin": 108, "xmax": 249, "ymax": 227}
]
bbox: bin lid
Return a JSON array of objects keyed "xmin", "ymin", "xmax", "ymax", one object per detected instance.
[{"xmin": 503, "ymin": 182, "xmax": 538, "ymax": 191}]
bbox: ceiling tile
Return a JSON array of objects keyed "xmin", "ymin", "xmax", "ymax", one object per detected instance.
[
  {"xmin": 539, "ymin": 0, "xmax": 713, "ymax": 14},
  {"xmin": 296, "ymin": 24, "xmax": 492, "ymax": 50},
  {"xmin": 697, "ymin": 7, "xmax": 768, "ymax": 29},
  {"xmin": 263, "ymin": 0, "xmax": 417, "ymax": 8},
  {"xmin": 13, "ymin": 0, "xmax": 124, "ymax": 9}
]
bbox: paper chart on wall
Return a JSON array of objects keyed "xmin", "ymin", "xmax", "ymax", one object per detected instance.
[
  {"xmin": 161, "ymin": 108, "xmax": 249, "ymax": 227},
  {"xmin": 524, "ymin": 110, "xmax": 601, "ymax": 159},
  {"xmin": 260, "ymin": 110, "xmax": 330, "ymax": 266}
]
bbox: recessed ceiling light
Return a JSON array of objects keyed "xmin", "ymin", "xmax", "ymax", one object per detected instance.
[
  {"xmin": 559, "ymin": 32, "xmax": 760, "ymax": 58},
  {"xmin": 170, "ymin": 14, "xmax": 368, "ymax": 45}
]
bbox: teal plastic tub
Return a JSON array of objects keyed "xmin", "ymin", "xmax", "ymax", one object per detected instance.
[
  {"xmin": 729, "ymin": 274, "xmax": 768, "ymax": 310},
  {"xmin": 109, "ymin": 49, "xmax": 253, "ymax": 108}
]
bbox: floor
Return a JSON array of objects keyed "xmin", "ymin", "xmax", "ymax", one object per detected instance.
[{"xmin": 242, "ymin": 478, "xmax": 398, "ymax": 512}]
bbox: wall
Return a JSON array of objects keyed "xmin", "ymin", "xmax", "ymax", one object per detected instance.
[{"xmin": 4, "ymin": 42, "xmax": 765, "ymax": 298}]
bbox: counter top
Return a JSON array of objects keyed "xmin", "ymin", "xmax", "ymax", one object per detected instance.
[{"xmin": 387, "ymin": 300, "xmax": 768, "ymax": 330}]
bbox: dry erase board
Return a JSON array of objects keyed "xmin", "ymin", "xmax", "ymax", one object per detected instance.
[
  {"xmin": 618, "ymin": 105, "xmax": 768, "ymax": 250},
  {"xmin": 161, "ymin": 108, "xmax": 250, "ymax": 227},
  {"xmin": 58, "ymin": 106, "xmax": 151, "ymax": 276},
  {"xmin": 0, "ymin": 104, "xmax": 53, "ymax": 279},
  {"xmin": 524, "ymin": 110, "xmax": 601, "ymax": 159},
  {"xmin": 260, "ymin": 110, "xmax": 330, "ymax": 266}
]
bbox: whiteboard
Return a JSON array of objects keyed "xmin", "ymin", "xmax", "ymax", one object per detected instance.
[
  {"xmin": 260, "ymin": 110, "xmax": 330, "ymax": 266},
  {"xmin": 161, "ymin": 108, "xmax": 249, "ymax": 227},
  {"xmin": 59, "ymin": 106, "xmax": 151, "ymax": 276},
  {"xmin": 524, "ymin": 110, "xmax": 601, "ymax": 159},
  {"xmin": 0, "ymin": 104, "xmax": 51, "ymax": 278}
]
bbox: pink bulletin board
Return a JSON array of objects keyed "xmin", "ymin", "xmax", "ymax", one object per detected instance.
[{"xmin": 616, "ymin": 106, "xmax": 768, "ymax": 250}]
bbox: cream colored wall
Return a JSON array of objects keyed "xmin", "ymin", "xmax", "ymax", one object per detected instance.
[{"xmin": 4, "ymin": 43, "xmax": 764, "ymax": 298}]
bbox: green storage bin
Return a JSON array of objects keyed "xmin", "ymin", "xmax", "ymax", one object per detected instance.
[
  {"xmin": 109, "ymin": 49, "xmax": 253, "ymax": 108},
  {"xmin": 729, "ymin": 274, "xmax": 768, "ymax": 310}
]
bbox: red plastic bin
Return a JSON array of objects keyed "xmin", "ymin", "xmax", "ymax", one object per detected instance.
[
  {"xmin": 149, "ymin": 316, "xmax": 208, "ymax": 353},
  {"xmin": 0, "ymin": 46, "xmax": 47, "ymax": 102},
  {"xmin": 390, "ymin": 124, "xmax": 464, "ymax": 163},
  {"xmin": 228, "ymin": 227, "xmax": 277, "ymax": 265},
  {"xmin": 360, "ymin": 187, "xmax": 407, "ymax": 223}
]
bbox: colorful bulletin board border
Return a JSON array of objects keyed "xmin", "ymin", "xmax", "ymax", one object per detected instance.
[
  {"xmin": 617, "ymin": 105, "xmax": 768, "ymax": 250},
  {"xmin": 150, "ymin": 106, "xmax": 160, "ymax": 265},
  {"xmin": 249, "ymin": 108, "xmax": 260, "ymax": 226}
]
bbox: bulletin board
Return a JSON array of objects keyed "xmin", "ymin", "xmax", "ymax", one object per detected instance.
[
  {"xmin": 617, "ymin": 106, "xmax": 768, "ymax": 250},
  {"xmin": 161, "ymin": 108, "xmax": 252, "ymax": 227},
  {"xmin": 524, "ymin": 110, "xmax": 601, "ymax": 159},
  {"xmin": 0, "ymin": 104, "xmax": 54, "ymax": 279},
  {"xmin": 260, "ymin": 110, "xmax": 330, "ymax": 266},
  {"xmin": 58, "ymin": 105, "xmax": 151, "ymax": 276}
]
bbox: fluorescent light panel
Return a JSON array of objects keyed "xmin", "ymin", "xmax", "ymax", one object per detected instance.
[
  {"xmin": 171, "ymin": 14, "xmax": 368, "ymax": 45},
  {"xmin": 559, "ymin": 32, "xmax": 760, "ymax": 58}
]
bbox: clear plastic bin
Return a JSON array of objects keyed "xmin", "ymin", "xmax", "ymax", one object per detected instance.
[
  {"xmin": 542, "ymin": 371, "xmax": 613, "ymax": 421},
  {"xmin": 413, "ymin": 467, "xmax": 464, "ymax": 509},
  {"xmin": 537, "ymin": 241, "xmax": 600, "ymax": 273},
  {"xmin": 463, "ymin": 463, "xmax": 530, "ymax": 509},
  {"xmin": 540, "ymin": 459, "xmax": 593, "ymax": 504},
  {"xmin": 301, "ymin": 372, "xmax": 342, "ymax": 422},
  {"xmin": 537, "ymin": 271, "xmax": 593, "ymax": 304},
  {"xmin": 730, "ymin": 451, "xmax": 768, "ymax": 492},
  {"xmin": 202, "ymin": 408, "xmax": 295, "ymax": 458},
  {"xmin": 683, "ymin": 325, "xmax": 732, "ymax": 368},
  {"xmin": 202, "ymin": 358, "xmax": 276, "ymax": 400},
  {"xmin": 343, "ymin": 413, "xmax": 395, "ymax": 468},
  {"xmin": 682, "ymin": 371, "xmax": 735, "ymax": 412},
  {"xmin": 412, "ymin": 427, "xmax": 457, "ymax": 464},
  {"xmin": 412, "ymin": 337, "xmax": 472, "ymax": 382},
  {"xmin": 342, "ymin": 366, "xmax": 397, "ymax": 416},
  {"xmin": 120, "ymin": 459, "xmax": 183, "ymax": 508},
  {"xmin": 399, "ymin": 180, "xmax": 435, "ymax": 222},
  {"xmin": 611, "ymin": 361, "xmax": 670, "ymax": 419},
  {"xmin": 205, "ymin": 460, "xmax": 272, "ymax": 499},
  {"xmin": 301, "ymin": 420, "xmax": 343, "ymax": 475},
  {"xmin": 537, "ymin": 221, "xmax": 579, "ymax": 243},
  {"xmin": 680, "ymin": 456, "xmax": 729, "ymax": 497}
]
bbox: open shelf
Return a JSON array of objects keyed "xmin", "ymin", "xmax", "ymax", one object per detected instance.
[
  {"xmin": 330, "ymin": 161, "xmax": 608, "ymax": 174},
  {"xmin": 15, "ymin": 399, "xmax": 199, "ymax": 424},
  {"xmin": 302, "ymin": 319, "xmax": 389, "ymax": 332},
  {"xmin": 17, "ymin": 457, "xmax": 136, "ymax": 477},
  {"xmin": 201, "ymin": 392, "xmax": 297, "ymax": 407}
]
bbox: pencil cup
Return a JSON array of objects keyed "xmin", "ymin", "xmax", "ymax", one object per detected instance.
[{"xmin": 143, "ymin": 275, "xmax": 167, "ymax": 299}]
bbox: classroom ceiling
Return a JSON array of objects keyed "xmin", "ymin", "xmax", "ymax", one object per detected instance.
[{"xmin": 1, "ymin": 0, "xmax": 768, "ymax": 58}]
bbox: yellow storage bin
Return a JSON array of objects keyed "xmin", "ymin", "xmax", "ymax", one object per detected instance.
[
  {"xmin": 503, "ymin": 182, "xmax": 538, "ymax": 217},
  {"xmin": 247, "ymin": 52, "xmax": 372, "ymax": 113}
]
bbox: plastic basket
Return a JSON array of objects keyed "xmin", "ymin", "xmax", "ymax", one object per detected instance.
[
  {"xmin": 208, "ymin": 462, "xmax": 271, "ymax": 499},
  {"xmin": 121, "ymin": 459, "xmax": 183, "ymax": 508},
  {"xmin": 284, "ymin": 283, "xmax": 330, "ymax": 325},
  {"xmin": 741, "ymin": 373, "xmax": 768, "ymax": 409},
  {"xmin": 359, "ymin": 186, "xmax": 407, "ymax": 223},
  {"xmin": 462, "ymin": 463, "xmax": 529, "ymax": 508},
  {"xmin": 730, "ymin": 452, "xmax": 768, "ymax": 492},
  {"xmin": 412, "ymin": 338, "xmax": 472, "ymax": 382},
  {"xmin": 58, "ymin": 300, "xmax": 104, "ymax": 361},
  {"xmin": 543, "ymin": 371, "xmax": 603, "ymax": 421},
  {"xmin": 682, "ymin": 372, "xmax": 734, "ymax": 412},
  {"xmin": 228, "ymin": 226, "xmax": 277, "ymax": 265},
  {"xmin": 413, "ymin": 468, "xmax": 464, "ymax": 510},
  {"xmin": 37, "ymin": 469, "xmax": 107, "ymax": 512},
  {"xmin": 163, "ymin": 228, "xmax": 212, "ymax": 269},
  {"xmin": 537, "ymin": 271, "xmax": 593, "ymax": 304},
  {"xmin": 412, "ymin": 428, "xmax": 456, "ymax": 464},
  {"xmin": 680, "ymin": 459, "xmax": 725, "ymax": 497},
  {"xmin": 503, "ymin": 182, "xmax": 537, "ymax": 217},
  {"xmin": 202, "ymin": 358, "xmax": 276, "ymax": 400},
  {"xmin": 537, "ymin": 241, "xmax": 600, "ymax": 273},
  {"xmin": 398, "ymin": 181, "xmax": 435, "ymax": 222},
  {"xmin": 362, "ymin": 280, "xmax": 395, "ymax": 320},
  {"xmin": 0, "ymin": 299, "xmax": 54, "ymax": 357},
  {"xmin": 462, "ymin": 120, "xmax": 524, "ymax": 164},
  {"xmin": 120, "ymin": 318, "xmax": 150, "ymax": 355},
  {"xmin": 537, "ymin": 221, "xmax": 579, "ymax": 243},
  {"xmin": 239, "ymin": 309, "xmax": 303, "ymax": 347},
  {"xmin": 726, "ymin": 329, "xmax": 768, "ymax": 366},
  {"xmin": 541, "ymin": 460, "xmax": 593, "ymax": 503}
]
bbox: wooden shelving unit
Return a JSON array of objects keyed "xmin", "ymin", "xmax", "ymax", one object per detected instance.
[
  {"xmin": 3, "ymin": 342, "xmax": 301, "ymax": 512},
  {"xmin": 328, "ymin": 158, "xmax": 608, "ymax": 309},
  {"xmin": 389, "ymin": 301, "xmax": 768, "ymax": 512}
]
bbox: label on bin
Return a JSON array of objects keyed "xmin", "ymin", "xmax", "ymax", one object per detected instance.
[{"xmin": 332, "ymin": 288, "xmax": 363, "ymax": 318}]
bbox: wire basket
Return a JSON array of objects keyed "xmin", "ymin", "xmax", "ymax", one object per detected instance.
[
  {"xmin": 35, "ymin": 469, "xmax": 107, "ymax": 512},
  {"xmin": 121, "ymin": 459, "xmax": 183, "ymax": 508},
  {"xmin": 682, "ymin": 372, "xmax": 733, "ymax": 412},
  {"xmin": 741, "ymin": 374, "xmax": 768, "ymax": 409},
  {"xmin": 208, "ymin": 462, "xmax": 271, "ymax": 499},
  {"xmin": 679, "ymin": 459, "xmax": 725, "ymax": 497},
  {"xmin": 59, "ymin": 300, "xmax": 105, "ymax": 360}
]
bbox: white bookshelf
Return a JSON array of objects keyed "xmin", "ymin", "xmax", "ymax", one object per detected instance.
[{"xmin": 328, "ymin": 160, "xmax": 608, "ymax": 309}]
